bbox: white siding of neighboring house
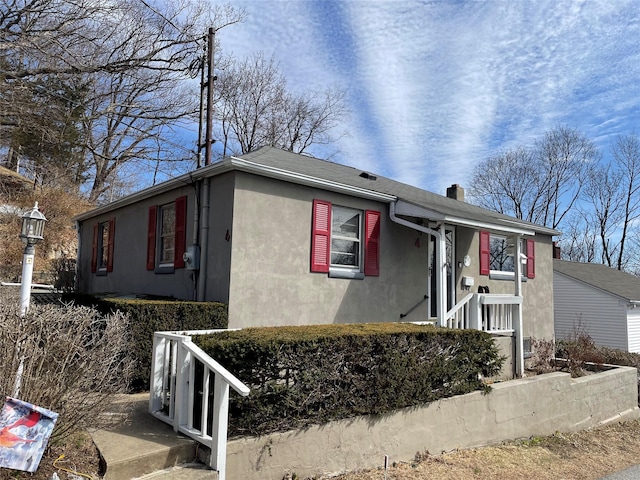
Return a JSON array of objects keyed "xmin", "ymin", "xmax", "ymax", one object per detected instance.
[
  {"xmin": 554, "ymin": 272, "xmax": 628, "ymax": 351},
  {"xmin": 626, "ymin": 309, "xmax": 640, "ymax": 353}
]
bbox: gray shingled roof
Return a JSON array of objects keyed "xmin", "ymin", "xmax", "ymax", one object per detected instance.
[
  {"xmin": 74, "ymin": 145, "xmax": 560, "ymax": 237},
  {"xmin": 553, "ymin": 259, "xmax": 640, "ymax": 303},
  {"xmin": 239, "ymin": 147, "xmax": 559, "ymax": 236}
]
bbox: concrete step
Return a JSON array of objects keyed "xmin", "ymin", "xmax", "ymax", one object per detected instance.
[
  {"xmin": 91, "ymin": 393, "xmax": 203, "ymax": 480},
  {"xmin": 133, "ymin": 462, "xmax": 218, "ymax": 479}
]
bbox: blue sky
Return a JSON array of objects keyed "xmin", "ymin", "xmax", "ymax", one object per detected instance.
[{"xmin": 214, "ymin": 0, "xmax": 640, "ymax": 196}]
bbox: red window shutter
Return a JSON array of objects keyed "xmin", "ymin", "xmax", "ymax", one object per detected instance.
[
  {"xmin": 174, "ymin": 196, "xmax": 187, "ymax": 268},
  {"xmin": 91, "ymin": 224, "xmax": 98, "ymax": 273},
  {"xmin": 106, "ymin": 217, "xmax": 115, "ymax": 272},
  {"xmin": 311, "ymin": 200, "xmax": 331, "ymax": 273},
  {"xmin": 479, "ymin": 231, "xmax": 490, "ymax": 275},
  {"xmin": 526, "ymin": 239, "xmax": 535, "ymax": 279},
  {"xmin": 364, "ymin": 210, "xmax": 381, "ymax": 276},
  {"xmin": 147, "ymin": 205, "xmax": 157, "ymax": 270}
]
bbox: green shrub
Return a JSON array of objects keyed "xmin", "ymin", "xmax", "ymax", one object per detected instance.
[
  {"xmin": 194, "ymin": 323, "xmax": 504, "ymax": 437},
  {"xmin": 61, "ymin": 293, "xmax": 228, "ymax": 391}
]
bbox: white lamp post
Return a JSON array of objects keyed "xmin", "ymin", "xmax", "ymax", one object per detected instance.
[
  {"xmin": 13, "ymin": 202, "xmax": 46, "ymax": 397},
  {"xmin": 18, "ymin": 202, "xmax": 47, "ymax": 315}
]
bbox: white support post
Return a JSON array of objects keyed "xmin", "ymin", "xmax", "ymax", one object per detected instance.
[
  {"xmin": 175, "ymin": 342, "xmax": 191, "ymax": 431},
  {"xmin": 169, "ymin": 340, "xmax": 178, "ymax": 423},
  {"xmin": 187, "ymin": 351, "xmax": 196, "ymax": 430},
  {"xmin": 469, "ymin": 294, "xmax": 481, "ymax": 330},
  {"xmin": 19, "ymin": 247, "xmax": 35, "ymax": 316},
  {"xmin": 201, "ymin": 368, "xmax": 211, "ymax": 436},
  {"xmin": 149, "ymin": 335, "xmax": 166, "ymax": 413},
  {"xmin": 210, "ymin": 374, "xmax": 230, "ymax": 479},
  {"xmin": 514, "ymin": 235, "xmax": 524, "ymax": 377},
  {"xmin": 437, "ymin": 224, "xmax": 447, "ymax": 327}
]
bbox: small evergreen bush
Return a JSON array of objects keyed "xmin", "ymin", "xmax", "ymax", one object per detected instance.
[
  {"xmin": 195, "ymin": 323, "xmax": 504, "ymax": 437},
  {"xmin": 61, "ymin": 293, "xmax": 228, "ymax": 391}
]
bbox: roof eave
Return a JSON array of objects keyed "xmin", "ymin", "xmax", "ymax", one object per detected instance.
[
  {"xmin": 73, "ymin": 161, "xmax": 234, "ymax": 221},
  {"xmin": 394, "ymin": 199, "xmax": 542, "ymax": 236},
  {"xmin": 229, "ymin": 156, "xmax": 397, "ymax": 202}
]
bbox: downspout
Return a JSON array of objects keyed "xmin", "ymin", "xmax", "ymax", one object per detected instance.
[
  {"xmin": 197, "ymin": 177, "xmax": 210, "ymax": 301},
  {"xmin": 389, "ymin": 202, "xmax": 446, "ymax": 326},
  {"xmin": 191, "ymin": 181, "xmax": 200, "ymax": 300}
]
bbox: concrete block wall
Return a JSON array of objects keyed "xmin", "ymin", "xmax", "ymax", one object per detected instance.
[{"xmin": 225, "ymin": 365, "xmax": 639, "ymax": 480}]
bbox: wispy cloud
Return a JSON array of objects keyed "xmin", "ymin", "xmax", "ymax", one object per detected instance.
[{"xmin": 216, "ymin": 0, "xmax": 640, "ymax": 195}]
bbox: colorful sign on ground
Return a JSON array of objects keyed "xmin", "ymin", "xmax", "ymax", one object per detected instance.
[{"xmin": 0, "ymin": 397, "xmax": 58, "ymax": 472}]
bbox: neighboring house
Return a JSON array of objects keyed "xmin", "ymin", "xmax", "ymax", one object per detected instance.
[
  {"xmin": 554, "ymin": 259, "xmax": 640, "ymax": 353},
  {"xmin": 74, "ymin": 146, "xmax": 559, "ymax": 375}
]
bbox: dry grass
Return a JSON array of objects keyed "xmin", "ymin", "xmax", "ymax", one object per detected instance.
[
  {"xmin": 0, "ymin": 431, "xmax": 101, "ymax": 480},
  {"xmin": 328, "ymin": 419, "xmax": 640, "ymax": 480}
]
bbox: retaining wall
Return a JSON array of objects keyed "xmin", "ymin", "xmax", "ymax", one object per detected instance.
[{"xmin": 225, "ymin": 365, "xmax": 640, "ymax": 480}]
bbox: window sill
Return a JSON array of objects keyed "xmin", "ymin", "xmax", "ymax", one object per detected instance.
[
  {"xmin": 329, "ymin": 268, "xmax": 364, "ymax": 280},
  {"xmin": 489, "ymin": 271, "xmax": 528, "ymax": 282},
  {"xmin": 155, "ymin": 265, "xmax": 175, "ymax": 274},
  {"xmin": 96, "ymin": 268, "xmax": 107, "ymax": 277}
]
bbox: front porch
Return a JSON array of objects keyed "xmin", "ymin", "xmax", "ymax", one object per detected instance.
[{"xmin": 390, "ymin": 201, "xmax": 530, "ymax": 376}]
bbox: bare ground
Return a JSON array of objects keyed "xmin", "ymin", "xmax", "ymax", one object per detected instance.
[
  {"xmin": 327, "ymin": 419, "xmax": 640, "ymax": 480},
  {"xmin": 3, "ymin": 418, "xmax": 640, "ymax": 479}
]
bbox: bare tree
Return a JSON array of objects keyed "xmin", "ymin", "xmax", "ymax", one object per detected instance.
[
  {"xmin": 558, "ymin": 213, "xmax": 598, "ymax": 263},
  {"xmin": 467, "ymin": 146, "xmax": 539, "ymax": 222},
  {"xmin": 1, "ymin": 0, "xmax": 246, "ymax": 201},
  {"xmin": 469, "ymin": 126, "xmax": 597, "ymax": 231},
  {"xmin": 534, "ymin": 126, "xmax": 598, "ymax": 230},
  {"xmin": 611, "ymin": 133, "xmax": 640, "ymax": 270},
  {"xmin": 582, "ymin": 163, "xmax": 623, "ymax": 266},
  {"xmin": 215, "ymin": 52, "xmax": 348, "ymax": 158}
]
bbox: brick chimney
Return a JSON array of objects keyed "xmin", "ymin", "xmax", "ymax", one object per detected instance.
[
  {"xmin": 553, "ymin": 242, "xmax": 561, "ymax": 260},
  {"xmin": 446, "ymin": 184, "xmax": 465, "ymax": 202}
]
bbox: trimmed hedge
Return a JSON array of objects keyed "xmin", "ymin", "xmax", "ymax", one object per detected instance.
[
  {"xmin": 61, "ymin": 293, "xmax": 228, "ymax": 391},
  {"xmin": 194, "ymin": 323, "xmax": 504, "ymax": 437}
]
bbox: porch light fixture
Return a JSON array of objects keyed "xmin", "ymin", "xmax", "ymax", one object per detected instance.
[{"xmin": 18, "ymin": 202, "xmax": 47, "ymax": 315}]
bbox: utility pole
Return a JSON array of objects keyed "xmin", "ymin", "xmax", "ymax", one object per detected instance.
[
  {"xmin": 197, "ymin": 27, "xmax": 215, "ymax": 168},
  {"xmin": 204, "ymin": 27, "xmax": 215, "ymax": 166}
]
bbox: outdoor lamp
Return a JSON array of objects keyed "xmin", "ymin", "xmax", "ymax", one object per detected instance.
[
  {"xmin": 18, "ymin": 202, "xmax": 47, "ymax": 315},
  {"xmin": 20, "ymin": 202, "xmax": 47, "ymax": 246}
]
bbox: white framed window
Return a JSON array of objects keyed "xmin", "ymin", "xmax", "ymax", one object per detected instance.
[
  {"xmin": 159, "ymin": 203, "xmax": 176, "ymax": 266},
  {"xmin": 490, "ymin": 235, "xmax": 516, "ymax": 273},
  {"xmin": 147, "ymin": 195, "xmax": 187, "ymax": 272},
  {"xmin": 311, "ymin": 200, "xmax": 380, "ymax": 278},
  {"xmin": 480, "ymin": 231, "xmax": 535, "ymax": 279},
  {"xmin": 98, "ymin": 221, "xmax": 110, "ymax": 270},
  {"xmin": 91, "ymin": 218, "xmax": 115, "ymax": 274},
  {"xmin": 330, "ymin": 206, "xmax": 362, "ymax": 269}
]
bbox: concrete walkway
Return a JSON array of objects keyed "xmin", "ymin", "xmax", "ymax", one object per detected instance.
[
  {"xmin": 598, "ymin": 465, "xmax": 640, "ymax": 480},
  {"xmin": 91, "ymin": 393, "xmax": 216, "ymax": 479}
]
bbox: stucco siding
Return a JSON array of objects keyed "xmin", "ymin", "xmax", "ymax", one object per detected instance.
[
  {"xmin": 200, "ymin": 173, "xmax": 235, "ymax": 303},
  {"xmin": 554, "ymin": 272, "xmax": 628, "ymax": 350},
  {"xmin": 457, "ymin": 231, "xmax": 555, "ymax": 340},
  {"xmin": 77, "ymin": 186, "xmax": 199, "ymax": 300},
  {"xmin": 227, "ymin": 172, "xmax": 429, "ymax": 328}
]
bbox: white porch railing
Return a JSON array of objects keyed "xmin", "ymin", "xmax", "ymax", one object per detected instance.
[
  {"xmin": 444, "ymin": 293, "xmax": 521, "ymax": 333},
  {"xmin": 149, "ymin": 330, "xmax": 250, "ymax": 480}
]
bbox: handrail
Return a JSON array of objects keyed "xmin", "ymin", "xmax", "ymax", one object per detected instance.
[
  {"xmin": 150, "ymin": 330, "xmax": 250, "ymax": 480},
  {"xmin": 445, "ymin": 292, "xmax": 474, "ymax": 322},
  {"xmin": 399, "ymin": 294, "xmax": 428, "ymax": 318},
  {"xmin": 480, "ymin": 294, "xmax": 523, "ymax": 305},
  {"xmin": 182, "ymin": 340, "xmax": 250, "ymax": 396}
]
